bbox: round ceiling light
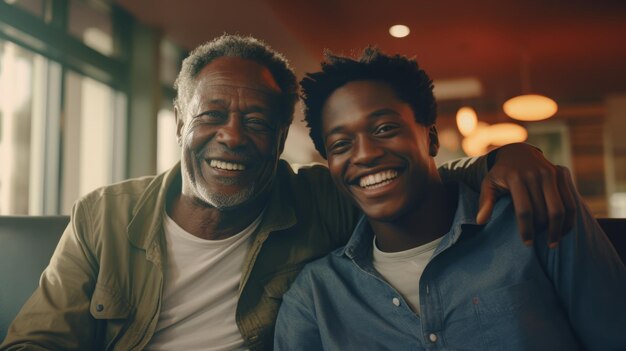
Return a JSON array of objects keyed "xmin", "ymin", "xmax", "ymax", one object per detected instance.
[
  {"xmin": 461, "ymin": 123, "xmax": 527, "ymax": 156},
  {"xmin": 389, "ymin": 24, "xmax": 410, "ymax": 38},
  {"xmin": 503, "ymin": 94, "xmax": 558, "ymax": 121},
  {"xmin": 456, "ymin": 107, "xmax": 478, "ymax": 136}
]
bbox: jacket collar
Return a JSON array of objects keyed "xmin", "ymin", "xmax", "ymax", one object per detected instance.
[
  {"xmin": 127, "ymin": 163, "xmax": 181, "ymax": 254},
  {"xmin": 254, "ymin": 160, "xmax": 297, "ymax": 239}
]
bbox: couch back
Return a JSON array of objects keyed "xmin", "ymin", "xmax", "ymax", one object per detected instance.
[
  {"xmin": 0, "ymin": 216, "xmax": 70, "ymax": 340},
  {"xmin": 0, "ymin": 216, "xmax": 624, "ymax": 341}
]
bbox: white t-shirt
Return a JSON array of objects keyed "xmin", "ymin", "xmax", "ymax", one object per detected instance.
[
  {"xmin": 144, "ymin": 212, "xmax": 263, "ymax": 351},
  {"xmin": 372, "ymin": 236, "xmax": 443, "ymax": 315}
]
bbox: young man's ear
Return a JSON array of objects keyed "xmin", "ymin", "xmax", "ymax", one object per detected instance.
[{"xmin": 428, "ymin": 125, "xmax": 440, "ymax": 157}]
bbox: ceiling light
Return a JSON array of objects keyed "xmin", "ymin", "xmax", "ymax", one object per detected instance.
[
  {"xmin": 462, "ymin": 123, "xmax": 527, "ymax": 156},
  {"xmin": 503, "ymin": 94, "xmax": 558, "ymax": 121},
  {"xmin": 389, "ymin": 25, "xmax": 410, "ymax": 38},
  {"xmin": 456, "ymin": 107, "xmax": 478, "ymax": 136},
  {"xmin": 484, "ymin": 123, "xmax": 528, "ymax": 145}
]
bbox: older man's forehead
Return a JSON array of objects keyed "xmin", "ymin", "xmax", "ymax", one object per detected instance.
[{"xmin": 196, "ymin": 57, "xmax": 282, "ymax": 93}]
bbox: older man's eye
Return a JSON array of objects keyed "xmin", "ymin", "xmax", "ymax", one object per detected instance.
[
  {"xmin": 196, "ymin": 111, "xmax": 227, "ymax": 122},
  {"xmin": 245, "ymin": 117, "xmax": 274, "ymax": 132}
]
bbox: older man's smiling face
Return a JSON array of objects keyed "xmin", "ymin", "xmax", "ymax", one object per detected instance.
[{"xmin": 177, "ymin": 56, "xmax": 288, "ymax": 209}]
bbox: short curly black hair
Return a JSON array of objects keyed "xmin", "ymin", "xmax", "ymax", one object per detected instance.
[{"xmin": 301, "ymin": 47, "xmax": 437, "ymax": 159}]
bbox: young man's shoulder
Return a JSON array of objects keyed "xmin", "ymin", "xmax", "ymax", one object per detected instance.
[{"xmin": 288, "ymin": 246, "xmax": 350, "ymax": 291}]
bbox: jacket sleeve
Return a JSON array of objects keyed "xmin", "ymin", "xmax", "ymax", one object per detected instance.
[
  {"xmin": 274, "ymin": 278, "xmax": 324, "ymax": 351},
  {"xmin": 437, "ymin": 155, "xmax": 488, "ymax": 191},
  {"xmin": 0, "ymin": 199, "xmax": 99, "ymax": 350},
  {"xmin": 534, "ymin": 177, "xmax": 626, "ymax": 350}
]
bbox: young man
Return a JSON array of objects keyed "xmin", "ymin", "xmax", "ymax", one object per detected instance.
[{"xmin": 274, "ymin": 48, "xmax": 626, "ymax": 350}]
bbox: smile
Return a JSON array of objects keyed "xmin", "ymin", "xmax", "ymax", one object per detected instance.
[
  {"xmin": 359, "ymin": 169, "xmax": 398, "ymax": 189},
  {"xmin": 209, "ymin": 159, "xmax": 246, "ymax": 171}
]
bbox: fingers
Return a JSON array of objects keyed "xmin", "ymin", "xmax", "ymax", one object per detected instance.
[
  {"xmin": 508, "ymin": 175, "xmax": 535, "ymax": 246},
  {"xmin": 540, "ymin": 168, "xmax": 565, "ymax": 248},
  {"xmin": 477, "ymin": 179, "xmax": 496, "ymax": 225},
  {"xmin": 556, "ymin": 166, "xmax": 577, "ymax": 234},
  {"xmin": 527, "ymin": 170, "xmax": 549, "ymax": 233}
]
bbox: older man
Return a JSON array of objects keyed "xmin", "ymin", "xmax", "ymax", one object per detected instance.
[{"xmin": 1, "ymin": 35, "xmax": 574, "ymax": 350}]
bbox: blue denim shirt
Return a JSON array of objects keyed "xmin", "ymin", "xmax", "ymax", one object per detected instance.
[{"xmin": 275, "ymin": 183, "xmax": 626, "ymax": 351}]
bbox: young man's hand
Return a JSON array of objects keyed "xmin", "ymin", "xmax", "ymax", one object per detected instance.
[{"xmin": 476, "ymin": 143, "xmax": 577, "ymax": 248}]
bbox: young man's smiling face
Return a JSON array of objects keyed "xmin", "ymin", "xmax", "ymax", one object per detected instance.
[{"xmin": 321, "ymin": 79, "xmax": 440, "ymax": 221}]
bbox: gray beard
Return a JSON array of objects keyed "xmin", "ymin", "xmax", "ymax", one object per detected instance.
[{"xmin": 202, "ymin": 184, "xmax": 255, "ymax": 209}]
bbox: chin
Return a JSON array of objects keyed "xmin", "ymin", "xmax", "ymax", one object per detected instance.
[
  {"xmin": 199, "ymin": 187, "xmax": 255, "ymax": 210},
  {"xmin": 362, "ymin": 206, "xmax": 404, "ymax": 223}
]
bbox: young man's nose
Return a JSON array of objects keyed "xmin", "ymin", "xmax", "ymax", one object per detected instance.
[{"xmin": 352, "ymin": 136, "xmax": 384, "ymax": 165}]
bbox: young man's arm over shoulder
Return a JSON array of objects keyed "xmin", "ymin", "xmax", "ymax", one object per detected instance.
[
  {"xmin": 439, "ymin": 143, "xmax": 576, "ymax": 246},
  {"xmin": 534, "ymin": 169, "xmax": 626, "ymax": 349},
  {"xmin": 1, "ymin": 198, "xmax": 99, "ymax": 350}
]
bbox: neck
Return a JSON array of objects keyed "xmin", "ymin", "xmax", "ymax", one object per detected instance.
[
  {"xmin": 166, "ymin": 181, "xmax": 267, "ymax": 240},
  {"xmin": 371, "ymin": 181, "xmax": 458, "ymax": 253}
]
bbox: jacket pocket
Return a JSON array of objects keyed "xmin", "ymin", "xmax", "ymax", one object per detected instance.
[{"xmin": 90, "ymin": 283, "xmax": 130, "ymax": 319}]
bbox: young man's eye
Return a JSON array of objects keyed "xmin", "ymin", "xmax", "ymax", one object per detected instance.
[
  {"xmin": 374, "ymin": 124, "xmax": 398, "ymax": 135},
  {"xmin": 328, "ymin": 140, "xmax": 351, "ymax": 154}
]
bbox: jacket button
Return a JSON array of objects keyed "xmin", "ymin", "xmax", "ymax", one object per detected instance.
[{"xmin": 96, "ymin": 304, "xmax": 104, "ymax": 312}]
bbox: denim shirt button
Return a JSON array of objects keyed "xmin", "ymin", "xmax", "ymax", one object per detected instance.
[
  {"xmin": 96, "ymin": 304, "xmax": 104, "ymax": 312},
  {"xmin": 392, "ymin": 297, "xmax": 400, "ymax": 306},
  {"xmin": 429, "ymin": 333, "xmax": 438, "ymax": 343}
]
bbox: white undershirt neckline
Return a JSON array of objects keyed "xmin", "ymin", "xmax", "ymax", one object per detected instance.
[{"xmin": 372, "ymin": 235, "xmax": 443, "ymax": 315}]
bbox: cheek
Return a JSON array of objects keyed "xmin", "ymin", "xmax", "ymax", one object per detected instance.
[
  {"xmin": 327, "ymin": 157, "xmax": 347, "ymax": 187},
  {"xmin": 184, "ymin": 125, "xmax": 214, "ymax": 151}
]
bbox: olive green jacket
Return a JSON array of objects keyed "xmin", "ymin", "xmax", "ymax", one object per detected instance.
[{"xmin": 1, "ymin": 157, "xmax": 484, "ymax": 351}]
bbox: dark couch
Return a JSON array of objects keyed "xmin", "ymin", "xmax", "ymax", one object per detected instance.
[{"xmin": 0, "ymin": 216, "xmax": 624, "ymax": 341}]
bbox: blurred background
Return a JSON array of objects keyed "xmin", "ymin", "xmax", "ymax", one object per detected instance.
[{"xmin": 0, "ymin": 0, "xmax": 625, "ymax": 217}]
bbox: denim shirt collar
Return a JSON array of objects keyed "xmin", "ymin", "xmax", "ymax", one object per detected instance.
[{"xmin": 339, "ymin": 183, "xmax": 483, "ymax": 263}]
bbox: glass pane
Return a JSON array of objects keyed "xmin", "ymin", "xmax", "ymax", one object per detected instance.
[
  {"xmin": 68, "ymin": 0, "xmax": 113, "ymax": 56},
  {"xmin": 160, "ymin": 40, "xmax": 182, "ymax": 87},
  {"xmin": 0, "ymin": 40, "xmax": 46, "ymax": 214},
  {"xmin": 61, "ymin": 70, "xmax": 120, "ymax": 213},
  {"xmin": 157, "ymin": 105, "xmax": 180, "ymax": 174},
  {"xmin": 4, "ymin": 0, "xmax": 46, "ymax": 18}
]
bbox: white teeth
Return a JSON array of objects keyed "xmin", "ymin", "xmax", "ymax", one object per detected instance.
[
  {"xmin": 209, "ymin": 159, "xmax": 246, "ymax": 171},
  {"xmin": 359, "ymin": 170, "xmax": 398, "ymax": 188}
]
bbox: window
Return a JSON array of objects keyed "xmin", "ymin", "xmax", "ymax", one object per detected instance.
[
  {"xmin": 1, "ymin": 1, "xmax": 130, "ymax": 215},
  {"xmin": 61, "ymin": 70, "xmax": 126, "ymax": 214},
  {"xmin": 3, "ymin": 0, "xmax": 46, "ymax": 18}
]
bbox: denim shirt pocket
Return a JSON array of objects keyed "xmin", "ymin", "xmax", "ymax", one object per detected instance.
[{"xmin": 472, "ymin": 280, "xmax": 538, "ymax": 349}]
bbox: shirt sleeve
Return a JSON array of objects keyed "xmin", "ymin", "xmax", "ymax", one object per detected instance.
[
  {"xmin": 0, "ymin": 199, "xmax": 99, "ymax": 350},
  {"xmin": 437, "ymin": 155, "xmax": 488, "ymax": 191},
  {"xmin": 534, "ymin": 177, "xmax": 626, "ymax": 349},
  {"xmin": 274, "ymin": 275, "xmax": 324, "ymax": 351}
]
